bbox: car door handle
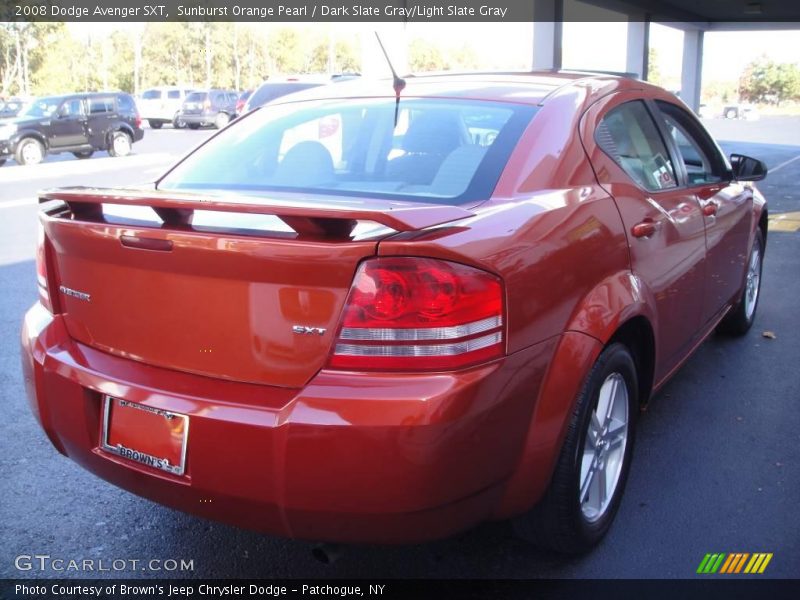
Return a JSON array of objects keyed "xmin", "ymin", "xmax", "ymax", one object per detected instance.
[
  {"xmin": 631, "ymin": 219, "xmax": 657, "ymax": 238},
  {"xmin": 702, "ymin": 201, "xmax": 719, "ymax": 216}
]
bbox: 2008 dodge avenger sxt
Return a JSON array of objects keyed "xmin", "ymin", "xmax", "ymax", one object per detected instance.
[{"xmin": 21, "ymin": 72, "xmax": 767, "ymax": 553}]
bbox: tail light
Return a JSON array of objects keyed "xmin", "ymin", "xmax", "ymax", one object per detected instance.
[
  {"xmin": 134, "ymin": 113, "xmax": 142, "ymax": 128},
  {"xmin": 36, "ymin": 223, "xmax": 53, "ymax": 313},
  {"xmin": 203, "ymin": 99, "xmax": 211, "ymax": 110},
  {"xmin": 329, "ymin": 257, "xmax": 504, "ymax": 371}
]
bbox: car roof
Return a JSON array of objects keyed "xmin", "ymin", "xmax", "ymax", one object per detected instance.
[{"xmin": 269, "ymin": 71, "xmax": 645, "ymax": 106}]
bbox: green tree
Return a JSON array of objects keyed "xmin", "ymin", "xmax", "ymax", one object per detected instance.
[
  {"xmin": 409, "ymin": 38, "xmax": 448, "ymax": 72},
  {"xmin": 268, "ymin": 28, "xmax": 305, "ymax": 74},
  {"xmin": 647, "ymin": 47, "xmax": 662, "ymax": 85},
  {"xmin": 308, "ymin": 36, "xmax": 361, "ymax": 74},
  {"xmin": 1, "ymin": 23, "xmax": 64, "ymax": 95},
  {"xmin": 739, "ymin": 57, "xmax": 800, "ymax": 104}
]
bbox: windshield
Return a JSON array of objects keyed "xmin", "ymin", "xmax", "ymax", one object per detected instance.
[
  {"xmin": 20, "ymin": 97, "xmax": 64, "ymax": 118},
  {"xmin": 159, "ymin": 97, "xmax": 536, "ymax": 204}
]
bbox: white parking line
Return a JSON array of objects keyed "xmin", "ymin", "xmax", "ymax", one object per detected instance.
[
  {"xmin": 0, "ymin": 197, "xmax": 35, "ymax": 210},
  {"xmin": 770, "ymin": 153, "xmax": 800, "ymax": 173},
  {"xmin": 0, "ymin": 153, "xmax": 174, "ymax": 183}
]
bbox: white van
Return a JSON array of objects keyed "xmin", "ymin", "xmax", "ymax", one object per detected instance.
[{"xmin": 138, "ymin": 87, "xmax": 194, "ymax": 129}]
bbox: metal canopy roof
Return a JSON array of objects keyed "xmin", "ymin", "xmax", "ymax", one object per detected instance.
[{"xmin": 578, "ymin": 0, "xmax": 800, "ymax": 29}]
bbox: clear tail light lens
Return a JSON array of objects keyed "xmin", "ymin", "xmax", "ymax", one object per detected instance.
[
  {"xmin": 36, "ymin": 223, "xmax": 53, "ymax": 313},
  {"xmin": 329, "ymin": 257, "xmax": 505, "ymax": 371}
]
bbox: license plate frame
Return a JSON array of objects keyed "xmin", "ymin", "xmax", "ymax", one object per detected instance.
[{"xmin": 101, "ymin": 396, "xmax": 189, "ymax": 477}]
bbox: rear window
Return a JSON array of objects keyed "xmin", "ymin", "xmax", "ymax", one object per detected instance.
[
  {"xmin": 117, "ymin": 94, "xmax": 135, "ymax": 112},
  {"xmin": 185, "ymin": 92, "xmax": 207, "ymax": 103},
  {"xmin": 249, "ymin": 83, "xmax": 321, "ymax": 108},
  {"xmin": 158, "ymin": 98, "xmax": 536, "ymax": 204},
  {"xmin": 142, "ymin": 90, "xmax": 161, "ymax": 100}
]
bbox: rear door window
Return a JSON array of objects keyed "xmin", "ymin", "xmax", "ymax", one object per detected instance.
[
  {"xmin": 142, "ymin": 90, "xmax": 161, "ymax": 100},
  {"xmin": 60, "ymin": 98, "xmax": 85, "ymax": 117},
  {"xmin": 654, "ymin": 100, "xmax": 728, "ymax": 186},
  {"xmin": 596, "ymin": 100, "xmax": 677, "ymax": 192},
  {"xmin": 89, "ymin": 96, "xmax": 115, "ymax": 114},
  {"xmin": 167, "ymin": 90, "xmax": 181, "ymax": 100},
  {"xmin": 116, "ymin": 94, "xmax": 135, "ymax": 113}
]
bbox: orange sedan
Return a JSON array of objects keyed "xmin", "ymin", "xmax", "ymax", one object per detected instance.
[{"xmin": 22, "ymin": 72, "xmax": 767, "ymax": 553}]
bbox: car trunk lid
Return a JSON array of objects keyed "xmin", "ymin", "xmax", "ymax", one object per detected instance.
[{"xmin": 39, "ymin": 187, "xmax": 473, "ymax": 388}]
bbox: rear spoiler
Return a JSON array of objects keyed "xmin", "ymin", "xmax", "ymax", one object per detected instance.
[{"xmin": 39, "ymin": 187, "xmax": 475, "ymax": 236}]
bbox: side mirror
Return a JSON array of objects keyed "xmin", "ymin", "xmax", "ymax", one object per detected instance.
[{"xmin": 730, "ymin": 153, "xmax": 767, "ymax": 182}]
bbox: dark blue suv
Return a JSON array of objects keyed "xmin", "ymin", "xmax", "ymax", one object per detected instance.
[{"xmin": 0, "ymin": 92, "xmax": 144, "ymax": 166}]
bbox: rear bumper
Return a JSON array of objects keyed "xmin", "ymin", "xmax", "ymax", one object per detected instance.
[
  {"xmin": 179, "ymin": 113, "xmax": 215, "ymax": 126},
  {"xmin": 141, "ymin": 111, "xmax": 177, "ymax": 122},
  {"xmin": 132, "ymin": 128, "xmax": 145, "ymax": 143},
  {"xmin": 21, "ymin": 302, "xmax": 557, "ymax": 543}
]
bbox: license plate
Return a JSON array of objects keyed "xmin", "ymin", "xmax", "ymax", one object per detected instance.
[{"xmin": 101, "ymin": 396, "xmax": 188, "ymax": 476}]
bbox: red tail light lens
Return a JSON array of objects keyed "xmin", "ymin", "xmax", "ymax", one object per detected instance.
[
  {"xmin": 135, "ymin": 113, "xmax": 142, "ymax": 128},
  {"xmin": 329, "ymin": 257, "xmax": 504, "ymax": 371},
  {"xmin": 36, "ymin": 223, "xmax": 53, "ymax": 313}
]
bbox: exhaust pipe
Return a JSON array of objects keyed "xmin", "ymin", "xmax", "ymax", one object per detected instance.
[{"xmin": 311, "ymin": 543, "xmax": 342, "ymax": 565}]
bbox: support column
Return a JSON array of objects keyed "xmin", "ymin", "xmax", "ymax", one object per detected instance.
[
  {"xmin": 626, "ymin": 20, "xmax": 650, "ymax": 79},
  {"xmin": 681, "ymin": 29, "xmax": 704, "ymax": 112},
  {"xmin": 532, "ymin": 0, "xmax": 563, "ymax": 70}
]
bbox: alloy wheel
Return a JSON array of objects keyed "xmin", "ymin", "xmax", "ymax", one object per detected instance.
[
  {"xmin": 580, "ymin": 372, "xmax": 629, "ymax": 523},
  {"xmin": 21, "ymin": 141, "xmax": 43, "ymax": 165},
  {"xmin": 744, "ymin": 242, "xmax": 761, "ymax": 320}
]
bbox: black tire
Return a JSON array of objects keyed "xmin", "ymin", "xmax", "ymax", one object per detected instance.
[
  {"xmin": 172, "ymin": 114, "xmax": 186, "ymax": 129},
  {"xmin": 514, "ymin": 342, "xmax": 638, "ymax": 554},
  {"xmin": 717, "ymin": 230, "xmax": 764, "ymax": 336},
  {"xmin": 148, "ymin": 120, "xmax": 163, "ymax": 129},
  {"xmin": 107, "ymin": 131, "xmax": 132, "ymax": 157},
  {"xmin": 15, "ymin": 137, "xmax": 45, "ymax": 165},
  {"xmin": 187, "ymin": 123, "xmax": 200, "ymax": 130},
  {"xmin": 72, "ymin": 150, "xmax": 94, "ymax": 159}
]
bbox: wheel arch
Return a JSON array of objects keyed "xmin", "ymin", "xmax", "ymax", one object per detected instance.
[
  {"xmin": 106, "ymin": 124, "xmax": 134, "ymax": 145},
  {"xmin": 13, "ymin": 130, "xmax": 49, "ymax": 152},
  {"xmin": 605, "ymin": 315, "xmax": 656, "ymax": 407},
  {"xmin": 494, "ymin": 273, "xmax": 658, "ymax": 518},
  {"xmin": 758, "ymin": 205, "xmax": 768, "ymax": 248}
]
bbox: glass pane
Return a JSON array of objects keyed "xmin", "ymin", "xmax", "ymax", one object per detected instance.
[
  {"xmin": 159, "ymin": 98, "xmax": 536, "ymax": 205},
  {"xmin": 597, "ymin": 101, "xmax": 677, "ymax": 191}
]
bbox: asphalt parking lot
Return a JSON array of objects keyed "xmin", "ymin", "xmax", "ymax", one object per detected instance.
[{"xmin": 0, "ymin": 118, "xmax": 798, "ymax": 580}]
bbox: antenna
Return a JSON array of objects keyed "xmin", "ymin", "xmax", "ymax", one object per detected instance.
[{"xmin": 374, "ymin": 32, "xmax": 406, "ymax": 127}]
